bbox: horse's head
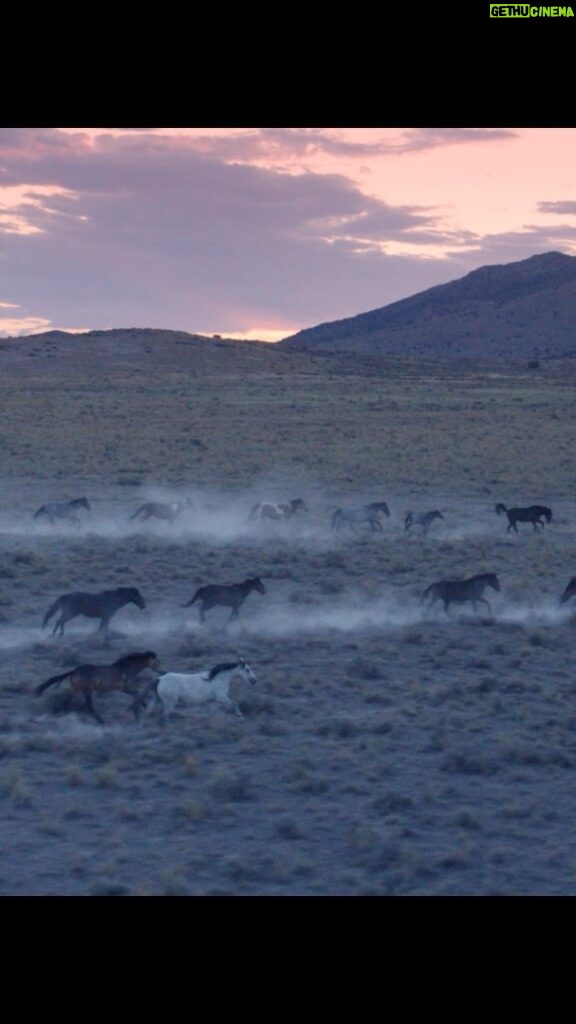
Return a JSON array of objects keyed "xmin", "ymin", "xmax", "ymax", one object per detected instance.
[
  {"xmin": 238, "ymin": 658, "xmax": 257, "ymax": 685},
  {"xmin": 373, "ymin": 501, "xmax": 390, "ymax": 517},
  {"xmin": 495, "ymin": 503, "xmax": 506, "ymax": 516},
  {"xmin": 544, "ymin": 508, "xmax": 553, "ymax": 523},
  {"xmin": 126, "ymin": 587, "xmax": 146, "ymax": 609},
  {"xmin": 488, "ymin": 574, "xmax": 501, "ymax": 592},
  {"xmin": 432, "ymin": 510, "xmax": 444, "ymax": 520},
  {"xmin": 77, "ymin": 498, "xmax": 91, "ymax": 511},
  {"xmin": 248, "ymin": 577, "xmax": 266, "ymax": 595},
  {"xmin": 290, "ymin": 498, "xmax": 307, "ymax": 513}
]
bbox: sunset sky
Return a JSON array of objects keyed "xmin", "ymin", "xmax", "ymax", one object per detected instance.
[{"xmin": 1, "ymin": 127, "xmax": 576, "ymax": 341}]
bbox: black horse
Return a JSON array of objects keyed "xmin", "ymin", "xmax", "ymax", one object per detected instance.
[
  {"xmin": 404, "ymin": 510, "xmax": 444, "ymax": 535},
  {"xmin": 331, "ymin": 501, "xmax": 390, "ymax": 533},
  {"xmin": 35, "ymin": 651, "xmax": 161, "ymax": 724},
  {"xmin": 129, "ymin": 500, "xmax": 190, "ymax": 523},
  {"xmin": 422, "ymin": 573, "xmax": 501, "ymax": 614},
  {"xmin": 33, "ymin": 497, "xmax": 91, "ymax": 527},
  {"xmin": 42, "ymin": 587, "xmax": 146, "ymax": 636},
  {"xmin": 183, "ymin": 577, "xmax": 266, "ymax": 623},
  {"xmin": 560, "ymin": 578, "xmax": 576, "ymax": 606},
  {"xmin": 495, "ymin": 503, "xmax": 552, "ymax": 533}
]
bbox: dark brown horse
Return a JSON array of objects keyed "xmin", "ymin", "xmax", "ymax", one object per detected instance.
[
  {"xmin": 495, "ymin": 503, "xmax": 552, "ymax": 533},
  {"xmin": 42, "ymin": 587, "xmax": 146, "ymax": 636},
  {"xmin": 35, "ymin": 651, "xmax": 161, "ymax": 724},
  {"xmin": 422, "ymin": 573, "xmax": 501, "ymax": 614},
  {"xmin": 404, "ymin": 510, "xmax": 444, "ymax": 535},
  {"xmin": 183, "ymin": 577, "xmax": 266, "ymax": 623}
]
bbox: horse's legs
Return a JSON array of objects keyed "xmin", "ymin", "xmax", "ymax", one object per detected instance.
[
  {"xmin": 218, "ymin": 694, "xmax": 243, "ymax": 717},
  {"xmin": 83, "ymin": 691, "xmax": 104, "ymax": 725},
  {"xmin": 53, "ymin": 614, "xmax": 67, "ymax": 637}
]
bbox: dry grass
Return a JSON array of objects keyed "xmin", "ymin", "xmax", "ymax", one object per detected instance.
[{"xmin": 1, "ymin": 335, "xmax": 576, "ymax": 895}]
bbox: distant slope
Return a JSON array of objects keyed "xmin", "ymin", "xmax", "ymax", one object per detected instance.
[{"xmin": 280, "ymin": 252, "xmax": 576, "ymax": 359}]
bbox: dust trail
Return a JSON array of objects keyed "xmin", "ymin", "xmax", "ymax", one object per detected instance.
[
  {"xmin": 0, "ymin": 626, "xmax": 47, "ymax": 652},
  {"xmin": 2, "ymin": 488, "xmax": 574, "ymax": 550},
  {"xmin": 2, "ymin": 596, "xmax": 574, "ymax": 653}
]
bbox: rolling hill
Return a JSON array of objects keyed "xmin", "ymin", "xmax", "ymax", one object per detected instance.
[{"xmin": 280, "ymin": 251, "xmax": 576, "ymax": 360}]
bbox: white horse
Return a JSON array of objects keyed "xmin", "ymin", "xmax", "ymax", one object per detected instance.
[
  {"xmin": 331, "ymin": 501, "xmax": 390, "ymax": 534},
  {"xmin": 135, "ymin": 658, "xmax": 258, "ymax": 719}
]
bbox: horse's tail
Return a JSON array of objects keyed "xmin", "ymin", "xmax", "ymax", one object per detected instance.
[
  {"xmin": 404, "ymin": 512, "xmax": 413, "ymax": 532},
  {"xmin": 129, "ymin": 505, "xmax": 144, "ymax": 521},
  {"xmin": 42, "ymin": 597, "xmax": 63, "ymax": 630},
  {"xmin": 331, "ymin": 509, "xmax": 343, "ymax": 531},
  {"xmin": 421, "ymin": 583, "xmax": 436, "ymax": 603},
  {"xmin": 35, "ymin": 670, "xmax": 73, "ymax": 696},
  {"xmin": 33, "ymin": 506, "xmax": 46, "ymax": 519},
  {"xmin": 246, "ymin": 503, "xmax": 260, "ymax": 522},
  {"xmin": 182, "ymin": 588, "xmax": 202, "ymax": 608}
]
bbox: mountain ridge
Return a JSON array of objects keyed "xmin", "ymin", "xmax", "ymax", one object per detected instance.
[{"xmin": 280, "ymin": 251, "xmax": 576, "ymax": 359}]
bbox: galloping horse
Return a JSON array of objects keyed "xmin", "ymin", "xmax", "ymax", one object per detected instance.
[
  {"xmin": 422, "ymin": 573, "xmax": 501, "ymax": 614},
  {"xmin": 247, "ymin": 498, "xmax": 307, "ymax": 524},
  {"xmin": 183, "ymin": 577, "xmax": 266, "ymax": 623},
  {"xmin": 36, "ymin": 651, "xmax": 161, "ymax": 724},
  {"xmin": 495, "ymin": 504, "xmax": 552, "ymax": 533},
  {"xmin": 404, "ymin": 510, "xmax": 444, "ymax": 536},
  {"xmin": 135, "ymin": 658, "xmax": 257, "ymax": 720},
  {"xmin": 33, "ymin": 498, "xmax": 91, "ymax": 527},
  {"xmin": 42, "ymin": 586, "xmax": 146, "ymax": 636},
  {"xmin": 129, "ymin": 500, "xmax": 190, "ymax": 523},
  {"xmin": 331, "ymin": 501, "xmax": 390, "ymax": 534}
]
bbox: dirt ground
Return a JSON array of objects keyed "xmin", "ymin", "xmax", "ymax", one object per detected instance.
[{"xmin": 1, "ymin": 332, "xmax": 576, "ymax": 897}]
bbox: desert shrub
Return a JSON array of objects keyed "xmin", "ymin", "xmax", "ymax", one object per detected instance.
[{"xmin": 209, "ymin": 768, "xmax": 254, "ymax": 802}]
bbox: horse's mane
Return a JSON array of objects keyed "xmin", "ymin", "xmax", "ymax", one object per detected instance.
[
  {"xmin": 207, "ymin": 661, "xmax": 241, "ymax": 681},
  {"xmin": 114, "ymin": 651, "xmax": 157, "ymax": 669}
]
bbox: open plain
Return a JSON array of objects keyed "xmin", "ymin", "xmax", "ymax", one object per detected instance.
[{"xmin": 1, "ymin": 329, "xmax": 576, "ymax": 897}]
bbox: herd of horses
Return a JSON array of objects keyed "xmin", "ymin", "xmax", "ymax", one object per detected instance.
[
  {"xmin": 30, "ymin": 495, "xmax": 556, "ymax": 538},
  {"xmin": 22, "ymin": 492, "xmax": 573, "ymax": 725}
]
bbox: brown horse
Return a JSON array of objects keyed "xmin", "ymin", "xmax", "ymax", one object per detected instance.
[
  {"xmin": 35, "ymin": 651, "xmax": 161, "ymax": 724},
  {"xmin": 422, "ymin": 573, "xmax": 501, "ymax": 614}
]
